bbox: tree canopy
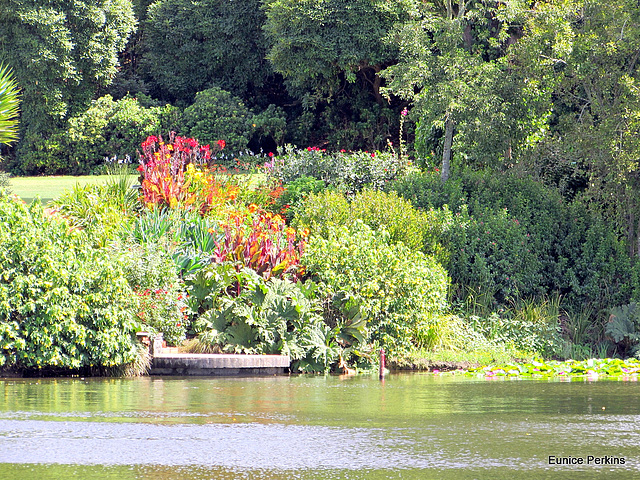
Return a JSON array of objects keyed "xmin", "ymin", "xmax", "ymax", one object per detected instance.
[{"xmin": 0, "ymin": 0, "xmax": 136, "ymax": 173}]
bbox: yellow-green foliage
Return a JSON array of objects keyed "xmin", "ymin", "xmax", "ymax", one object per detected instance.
[
  {"xmin": 0, "ymin": 193, "xmax": 141, "ymax": 372},
  {"xmin": 303, "ymin": 220, "xmax": 449, "ymax": 356},
  {"xmin": 294, "ymin": 189, "xmax": 452, "ymax": 262}
]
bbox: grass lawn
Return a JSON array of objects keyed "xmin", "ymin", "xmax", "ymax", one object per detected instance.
[{"xmin": 8, "ymin": 175, "xmax": 139, "ymax": 204}]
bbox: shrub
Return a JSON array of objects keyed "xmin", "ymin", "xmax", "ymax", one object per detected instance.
[
  {"xmin": 119, "ymin": 244, "xmax": 188, "ymax": 346},
  {"xmin": 266, "ymin": 145, "xmax": 409, "ymax": 193},
  {"xmin": 388, "ymin": 169, "xmax": 467, "ymax": 212},
  {"xmin": 553, "ymin": 201, "xmax": 640, "ymax": 313},
  {"xmin": 49, "ymin": 174, "xmax": 140, "ymax": 247},
  {"xmin": 294, "ymin": 189, "xmax": 452, "ymax": 261},
  {"xmin": 302, "ymin": 221, "xmax": 449, "ymax": 357},
  {"xmin": 448, "ymin": 206, "xmax": 543, "ymax": 305},
  {"xmin": 182, "ymin": 87, "xmax": 253, "ymax": 153},
  {"xmin": 0, "ymin": 193, "xmax": 142, "ymax": 372},
  {"xmin": 187, "ymin": 264, "xmax": 338, "ymax": 372},
  {"xmin": 63, "ymin": 95, "xmax": 181, "ymax": 174},
  {"xmin": 0, "ymin": 172, "xmax": 9, "ymax": 193},
  {"xmin": 181, "ymin": 88, "xmax": 287, "ymax": 155},
  {"xmin": 391, "ymin": 169, "xmax": 640, "ymax": 317},
  {"xmin": 606, "ymin": 303, "xmax": 640, "ymax": 357},
  {"xmin": 273, "ymin": 175, "xmax": 328, "ymax": 221},
  {"xmin": 466, "ymin": 296, "xmax": 562, "ymax": 358}
]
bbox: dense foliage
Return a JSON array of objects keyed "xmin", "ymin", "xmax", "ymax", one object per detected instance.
[
  {"xmin": 0, "ymin": 0, "xmax": 136, "ymax": 174},
  {"xmin": 5, "ymin": 0, "xmax": 640, "ymax": 373},
  {"xmin": 0, "ymin": 193, "xmax": 142, "ymax": 373}
]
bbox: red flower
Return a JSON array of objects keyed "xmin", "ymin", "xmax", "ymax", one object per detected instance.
[
  {"xmin": 268, "ymin": 152, "xmax": 274, "ymax": 157},
  {"xmin": 217, "ymin": 139, "xmax": 226, "ymax": 149},
  {"xmin": 137, "ymin": 165, "xmax": 144, "ymax": 172}
]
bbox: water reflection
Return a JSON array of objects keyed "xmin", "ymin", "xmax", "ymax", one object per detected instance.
[{"xmin": 1, "ymin": 374, "xmax": 640, "ymax": 479}]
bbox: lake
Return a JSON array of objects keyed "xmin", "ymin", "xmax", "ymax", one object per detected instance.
[{"xmin": 0, "ymin": 373, "xmax": 639, "ymax": 479}]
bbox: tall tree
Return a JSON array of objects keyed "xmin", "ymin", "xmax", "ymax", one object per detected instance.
[
  {"xmin": 382, "ymin": 0, "xmax": 551, "ymax": 181},
  {"xmin": 263, "ymin": 0, "xmax": 414, "ymax": 104},
  {"xmin": 0, "ymin": 0, "xmax": 136, "ymax": 173},
  {"xmin": 519, "ymin": 0, "xmax": 640, "ymax": 255},
  {"xmin": 142, "ymin": 0, "xmax": 275, "ymax": 105}
]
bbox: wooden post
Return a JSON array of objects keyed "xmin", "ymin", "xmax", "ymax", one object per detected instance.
[{"xmin": 379, "ymin": 348, "xmax": 386, "ymax": 379}]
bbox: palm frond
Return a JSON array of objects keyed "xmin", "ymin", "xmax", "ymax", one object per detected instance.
[{"xmin": 0, "ymin": 64, "xmax": 20, "ymax": 145}]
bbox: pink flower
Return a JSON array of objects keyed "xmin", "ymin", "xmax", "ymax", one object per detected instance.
[{"xmin": 401, "ymin": 108, "xmax": 408, "ymax": 117}]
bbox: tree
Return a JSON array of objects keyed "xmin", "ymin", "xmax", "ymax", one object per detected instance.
[
  {"xmin": 263, "ymin": 0, "xmax": 414, "ymax": 104},
  {"xmin": 518, "ymin": 0, "xmax": 640, "ymax": 256},
  {"xmin": 142, "ymin": 0, "xmax": 275, "ymax": 105},
  {"xmin": 382, "ymin": 0, "xmax": 551, "ymax": 182},
  {"xmin": 0, "ymin": 0, "xmax": 136, "ymax": 173},
  {"xmin": 0, "ymin": 64, "xmax": 19, "ymax": 146}
]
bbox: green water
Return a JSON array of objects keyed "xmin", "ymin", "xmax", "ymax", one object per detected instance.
[{"xmin": 0, "ymin": 373, "xmax": 639, "ymax": 479}]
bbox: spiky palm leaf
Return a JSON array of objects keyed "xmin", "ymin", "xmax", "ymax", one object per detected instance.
[{"xmin": 0, "ymin": 64, "xmax": 20, "ymax": 146}]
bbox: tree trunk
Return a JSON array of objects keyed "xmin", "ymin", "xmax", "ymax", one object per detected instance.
[
  {"xmin": 441, "ymin": 116, "xmax": 454, "ymax": 183},
  {"xmin": 637, "ymin": 219, "xmax": 640, "ymax": 258},
  {"xmin": 627, "ymin": 209, "xmax": 635, "ymax": 257}
]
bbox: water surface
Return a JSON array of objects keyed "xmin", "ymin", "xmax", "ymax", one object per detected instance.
[{"xmin": 0, "ymin": 374, "xmax": 638, "ymax": 479}]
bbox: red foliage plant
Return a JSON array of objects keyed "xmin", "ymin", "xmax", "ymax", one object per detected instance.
[{"xmin": 211, "ymin": 206, "xmax": 308, "ymax": 282}]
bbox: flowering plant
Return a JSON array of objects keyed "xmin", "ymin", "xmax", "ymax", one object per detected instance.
[
  {"xmin": 138, "ymin": 133, "xmax": 225, "ymax": 210},
  {"xmin": 264, "ymin": 144, "xmax": 410, "ymax": 193},
  {"xmin": 136, "ymin": 287, "xmax": 189, "ymax": 346},
  {"xmin": 211, "ymin": 206, "xmax": 308, "ymax": 283}
]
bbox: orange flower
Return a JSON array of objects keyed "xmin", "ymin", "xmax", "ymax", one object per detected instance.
[
  {"xmin": 248, "ymin": 203, "xmax": 258, "ymax": 214},
  {"xmin": 286, "ymin": 227, "xmax": 296, "ymax": 238},
  {"xmin": 301, "ymin": 228, "xmax": 310, "ymax": 237}
]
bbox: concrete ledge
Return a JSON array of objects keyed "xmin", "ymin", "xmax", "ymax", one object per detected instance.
[{"xmin": 150, "ymin": 353, "xmax": 290, "ymax": 376}]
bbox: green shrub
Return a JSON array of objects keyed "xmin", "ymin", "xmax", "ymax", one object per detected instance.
[
  {"xmin": 182, "ymin": 87, "xmax": 252, "ymax": 152},
  {"xmin": 294, "ymin": 189, "xmax": 452, "ymax": 261},
  {"xmin": 0, "ymin": 193, "xmax": 142, "ymax": 372},
  {"xmin": 273, "ymin": 175, "xmax": 327, "ymax": 220},
  {"xmin": 448, "ymin": 206, "xmax": 544, "ymax": 305},
  {"xmin": 468, "ymin": 296, "xmax": 562, "ymax": 357},
  {"xmin": 187, "ymin": 264, "xmax": 338, "ymax": 372},
  {"xmin": 63, "ymin": 95, "xmax": 181, "ymax": 174},
  {"xmin": 182, "ymin": 87, "xmax": 287, "ymax": 154},
  {"xmin": 267, "ymin": 145, "xmax": 409, "ymax": 193},
  {"xmin": 119, "ymin": 244, "xmax": 188, "ymax": 346},
  {"xmin": 50, "ymin": 175, "xmax": 141, "ymax": 247},
  {"xmin": 606, "ymin": 303, "xmax": 640, "ymax": 357},
  {"xmin": 0, "ymin": 172, "xmax": 9, "ymax": 193},
  {"xmin": 302, "ymin": 221, "xmax": 450, "ymax": 357},
  {"xmin": 392, "ymin": 169, "xmax": 640, "ymax": 317},
  {"xmin": 389, "ymin": 170, "xmax": 466, "ymax": 212},
  {"xmin": 554, "ymin": 202, "xmax": 640, "ymax": 313}
]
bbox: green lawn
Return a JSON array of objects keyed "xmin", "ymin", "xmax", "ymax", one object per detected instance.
[{"xmin": 9, "ymin": 175, "xmax": 139, "ymax": 204}]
